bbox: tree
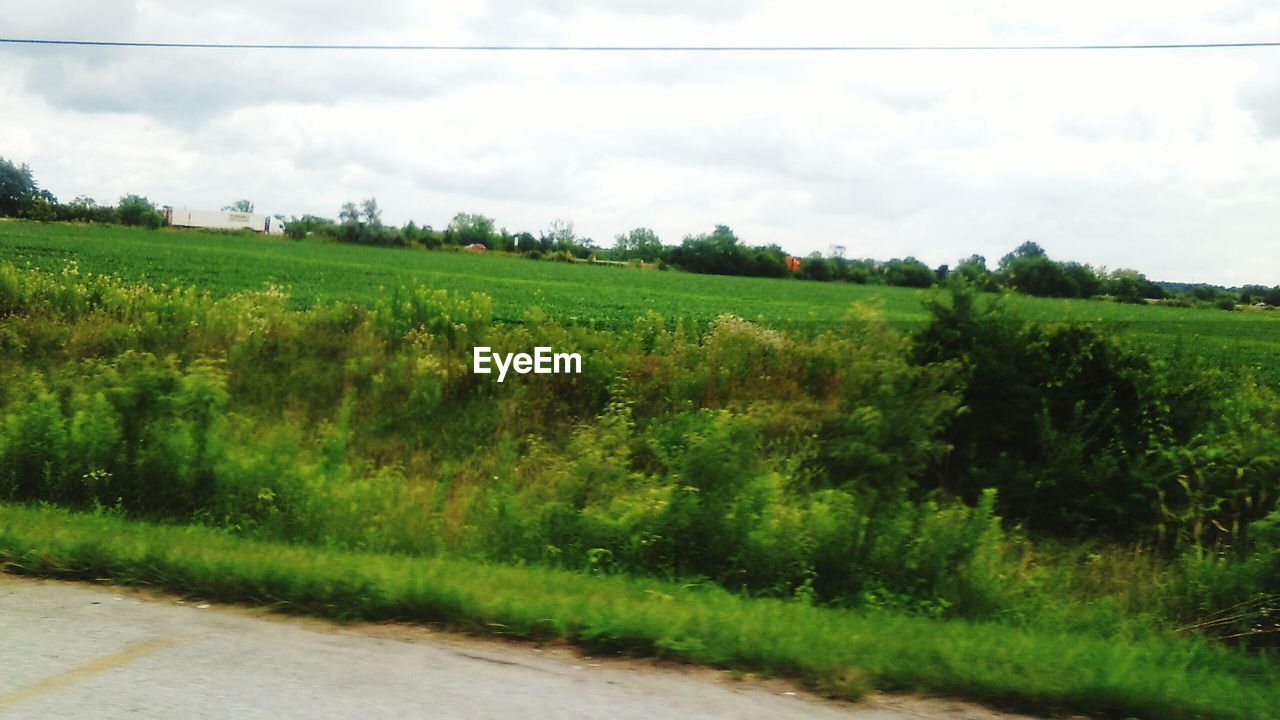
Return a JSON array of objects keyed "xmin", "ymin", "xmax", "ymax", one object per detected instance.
[
  {"xmin": 0, "ymin": 157, "xmax": 37, "ymax": 217},
  {"xmin": 339, "ymin": 202, "xmax": 360, "ymax": 225},
  {"xmin": 798, "ymin": 252, "xmax": 834, "ymax": 281},
  {"xmin": 361, "ymin": 197, "xmax": 382, "ymax": 227},
  {"xmin": 951, "ymin": 255, "xmax": 997, "ymax": 291},
  {"xmin": 669, "ymin": 225, "xmax": 750, "ymax": 276},
  {"xmin": 995, "ymin": 243, "xmax": 1103, "ymax": 298},
  {"xmin": 513, "ymin": 231, "xmax": 538, "ymax": 254},
  {"xmin": 883, "ymin": 257, "xmax": 936, "ymax": 288},
  {"xmin": 445, "ymin": 212, "xmax": 496, "ymax": 247},
  {"xmin": 1106, "ymin": 269, "xmax": 1165, "ymax": 304},
  {"xmin": 401, "ymin": 220, "xmax": 421, "ymax": 245},
  {"xmin": 998, "ymin": 241, "xmax": 1048, "ymax": 271},
  {"xmin": 614, "ymin": 227, "xmax": 664, "ymax": 261},
  {"xmin": 336, "ymin": 198, "xmax": 392, "ymax": 244},
  {"xmin": 284, "ymin": 214, "xmax": 335, "ymax": 240},
  {"xmin": 117, "ymin": 195, "xmax": 163, "ymax": 229},
  {"xmin": 222, "ymin": 200, "xmax": 254, "ymax": 213},
  {"xmin": 543, "ymin": 219, "xmax": 577, "ymax": 249}
]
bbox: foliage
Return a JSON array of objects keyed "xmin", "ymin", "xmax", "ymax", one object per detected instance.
[
  {"xmin": 882, "ymin": 257, "xmax": 936, "ymax": 288},
  {"xmin": 912, "ymin": 286, "xmax": 1280, "ymax": 543},
  {"xmin": 0, "ymin": 157, "xmax": 39, "ymax": 217},
  {"xmin": 284, "ymin": 214, "xmax": 335, "ymax": 240},
  {"xmin": 1, "ymin": 246, "xmax": 1280, "ymax": 714},
  {"xmin": 116, "ymin": 195, "xmax": 163, "ymax": 229},
  {"xmin": 613, "ymin": 227, "xmax": 663, "ymax": 261},
  {"xmin": 667, "ymin": 225, "xmax": 789, "ymax": 278},
  {"xmin": 337, "ymin": 197, "xmax": 395, "ymax": 245},
  {"xmin": 5, "ymin": 221, "xmax": 1280, "ymax": 385},
  {"xmin": 444, "ymin": 212, "xmax": 497, "ymax": 247}
]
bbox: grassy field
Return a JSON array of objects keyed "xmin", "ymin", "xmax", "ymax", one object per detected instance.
[
  {"xmin": 1, "ymin": 220, "xmax": 1276, "ymax": 333},
  {"xmin": 2, "ymin": 503, "xmax": 1277, "ymax": 720},
  {"xmin": 0, "ymin": 220, "xmax": 927, "ymax": 327},
  {"xmin": 4, "ymin": 220, "xmax": 1280, "ymax": 718}
]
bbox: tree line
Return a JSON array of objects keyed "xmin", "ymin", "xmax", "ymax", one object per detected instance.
[{"xmin": 1, "ymin": 156, "xmax": 1274, "ymax": 308}]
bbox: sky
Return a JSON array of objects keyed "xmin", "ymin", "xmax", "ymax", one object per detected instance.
[{"xmin": 2, "ymin": 1, "xmax": 1280, "ymax": 285}]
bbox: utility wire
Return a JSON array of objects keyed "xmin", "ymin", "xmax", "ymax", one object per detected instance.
[{"xmin": 2, "ymin": 38, "xmax": 1280, "ymax": 52}]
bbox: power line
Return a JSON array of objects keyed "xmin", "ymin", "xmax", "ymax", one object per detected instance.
[{"xmin": 2, "ymin": 37, "xmax": 1280, "ymax": 52}]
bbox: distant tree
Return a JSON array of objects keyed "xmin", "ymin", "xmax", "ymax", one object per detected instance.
[
  {"xmin": 284, "ymin": 214, "xmax": 335, "ymax": 240},
  {"xmin": 513, "ymin": 231, "xmax": 538, "ymax": 254},
  {"xmin": 339, "ymin": 202, "xmax": 359, "ymax": 224},
  {"xmin": 0, "ymin": 157, "xmax": 37, "ymax": 217},
  {"xmin": 336, "ymin": 198, "xmax": 392, "ymax": 244},
  {"xmin": 22, "ymin": 190, "xmax": 58, "ymax": 222},
  {"xmin": 493, "ymin": 229, "xmax": 512, "ymax": 252},
  {"xmin": 543, "ymin": 219, "xmax": 577, "ymax": 249},
  {"xmin": 669, "ymin": 225, "xmax": 749, "ymax": 276},
  {"xmin": 998, "ymin": 241, "xmax": 1048, "ymax": 271},
  {"xmin": 1061, "ymin": 262, "xmax": 1103, "ymax": 298},
  {"xmin": 1239, "ymin": 285, "xmax": 1265, "ymax": 304},
  {"xmin": 338, "ymin": 202, "xmax": 360, "ymax": 242},
  {"xmin": 995, "ymin": 243, "xmax": 1105, "ymax": 298},
  {"xmin": 614, "ymin": 227, "xmax": 664, "ymax": 261},
  {"xmin": 222, "ymin": 200, "xmax": 254, "ymax": 213},
  {"xmin": 883, "ymin": 257, "xmax": 936, "ymax": 288},
  {"xmin": 361, "ymin": 197, "xmax": 382, "ymax": 227},
  {"xmin": 445, "ymin": 212, "xmax": 496, "ymax": 247},
  {"xmin": 798, "ymin": 252, "xmax": 834, "ymax": 281},
  {"xmin": 401, "ymin": 220, "xmax": 421, "ymax": 245},
  {"xmin": 1106, "ymin": 269, "xmax": 1165, "ymax": 304},
  {"xmin": 60, "ymin": 195, "xmax": 116, "ymax": 223},
  {"xmin": 843, "ymin": 259, "xmax": 878, "ymax": 285},
  {"xmin": 951, "ymin": 255, "xmax": 997, "ymax": 291},
  {"xmin": 750, "ymin": 244, "xmax": 789, "ymax": 278},
  {"xmin": 117, "ymin": 195, "xmax": 163, "ymax": 229}
]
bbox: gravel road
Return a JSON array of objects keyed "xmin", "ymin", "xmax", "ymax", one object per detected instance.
[{"xmin": 0, "ymin": 574, "xmax": 1044, "ymax": 719}]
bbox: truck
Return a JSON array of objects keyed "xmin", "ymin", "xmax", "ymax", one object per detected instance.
[{"xmin": 163, "ymin": 207, "xmax": 286, "ymax": 235}]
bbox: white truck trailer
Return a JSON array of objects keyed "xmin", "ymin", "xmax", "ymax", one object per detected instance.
[{"xmin": 163, "ymin": 207, "xmax": 286, "ymax": 235}]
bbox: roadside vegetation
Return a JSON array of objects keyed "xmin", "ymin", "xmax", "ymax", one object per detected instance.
[
  {"xmin": 0, "ymin": 258, "xmax": 1279, "ymax": 718},
  {"xmin": 5, "ymin": 153, "xmax": 1280, "ymax": 717},
  {"xmin": 3, "ymin": 503, "xmax": 1278, "ymax": 720}
]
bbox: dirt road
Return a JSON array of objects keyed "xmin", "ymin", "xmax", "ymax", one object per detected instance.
[{"xmin": 0, "ymin": 575, "xmax": 1044, "ymax": 719}]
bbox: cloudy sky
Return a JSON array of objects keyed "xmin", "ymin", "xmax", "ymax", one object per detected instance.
[{"xmin": 3, "ymin": 1, "xmax": 1280, "ymax": 284}]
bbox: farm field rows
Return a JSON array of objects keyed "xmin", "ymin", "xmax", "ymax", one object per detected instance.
[{"xmin": 3, "ymin": 219, "xmax": 1279, "ymax": 381}]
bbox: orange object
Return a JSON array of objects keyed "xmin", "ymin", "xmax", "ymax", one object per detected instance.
[{"xmin": 785, "ymin": 256, "xmax": 801, "ymax": 272}]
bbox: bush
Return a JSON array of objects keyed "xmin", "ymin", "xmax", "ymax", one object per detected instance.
[{"xmin": 117, "ymin": 195, "xmax": 163, "ymax": 229}]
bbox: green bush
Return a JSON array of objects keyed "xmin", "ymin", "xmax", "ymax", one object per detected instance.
[{"xmin": 116, "ymin": 195, "xmax": 163, "ymax": 229}]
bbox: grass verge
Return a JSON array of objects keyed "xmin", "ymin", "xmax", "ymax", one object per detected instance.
[{"xmin": 1, "ymin": 502, "xmax": 1276, "ymax": 720}]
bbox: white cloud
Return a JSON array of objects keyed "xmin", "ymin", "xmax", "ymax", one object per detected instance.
[{"xmin": 2, "ymin": 1, "xmax": 1280, "ymax": 284}]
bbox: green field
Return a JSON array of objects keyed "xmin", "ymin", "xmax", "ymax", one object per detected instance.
[
  {"xmin": 4, "ymin": 218, "xmax": 1280, "ymax": 719},
  {"xmin": 3, "ymin": 221, "xmax": 1278, "ymax": 376}
]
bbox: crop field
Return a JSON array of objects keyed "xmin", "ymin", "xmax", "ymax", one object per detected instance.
[{"xmin": 3, "ymin": 219, "xmax": 1279, "ymax": 381}]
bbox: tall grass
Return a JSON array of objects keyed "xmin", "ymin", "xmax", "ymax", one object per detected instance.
[
  {"xmin": 0, "ymin": 261, "xmax": 1278, "ymax": 661},
  {"xmin": 2, "ymin": 503, "xmax": 1277, "ymax": 720}
]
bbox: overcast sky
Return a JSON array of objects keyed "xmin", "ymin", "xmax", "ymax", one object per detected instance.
[{"xmin": 3, "ymin": 1, "xmax": 1280, "ymax": 284}]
